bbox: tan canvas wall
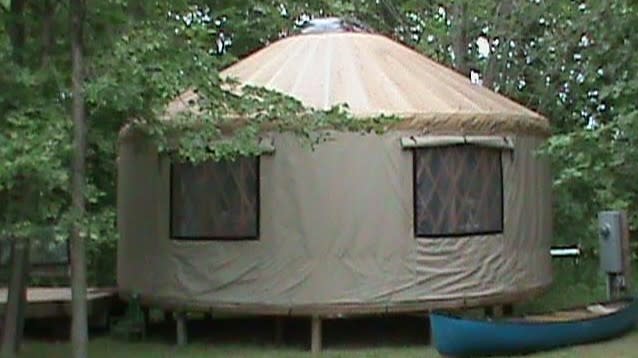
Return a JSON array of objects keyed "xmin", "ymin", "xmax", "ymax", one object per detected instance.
[{"xmin": 117, "ymin": 130, "xmax": 553, "ymax": 314}]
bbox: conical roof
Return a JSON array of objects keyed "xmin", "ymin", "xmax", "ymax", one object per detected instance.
[{"xmin": 169, "ymin": 22, "xmax": 549, "ymax": 135}]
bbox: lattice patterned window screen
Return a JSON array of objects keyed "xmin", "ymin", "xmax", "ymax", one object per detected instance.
[
  {"xmin": 170, "ymin": 157, "xmax": 259, "ymax": 239},
  {"xmin": 414, "ymin": 145, "xmax": 503, "ymax": 237}
]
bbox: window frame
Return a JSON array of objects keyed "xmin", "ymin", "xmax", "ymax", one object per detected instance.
[
  {"xmin": 169, "ymin": 156, "xmax": 261, "ymax": 241},
  {"xmin": 411, "ymin": 144, "xmax": 504, "ymax": 239}
]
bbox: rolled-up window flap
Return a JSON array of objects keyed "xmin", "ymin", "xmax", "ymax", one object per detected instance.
[
  {"xmin": 400, "ymin": 135, "xmax": 514, "ymax": 150},
  {"xmin": 466, "ymin": 136, "xmax": 514, "ymax": 150},
  {"xmin": 400, "ymin": 135, "xmax": 464, "ymax": 148}
]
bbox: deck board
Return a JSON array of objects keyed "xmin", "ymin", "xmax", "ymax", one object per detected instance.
[
  {"xmin": 0, "ymin": 287, "xmax": 118, "ymax": 320},
  {"xmin": 0, "ymin": 287, "xmax": 116, "ymax": 304}
]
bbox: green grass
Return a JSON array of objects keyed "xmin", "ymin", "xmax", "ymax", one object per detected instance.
[
  {"xmin": 517, "ymin": 259, "xmax": 613, "ymax": 314},
  {"xmin": 17, "ymin": 330, "xmax": 638, "ymax": 358}
]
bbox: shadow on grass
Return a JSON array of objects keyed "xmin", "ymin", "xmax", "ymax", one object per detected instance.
[
  {"xmin": 135, "ymin": 315, "xmax": 430, "ymax": 351},
  {"xmin": 22, "ymin": 314, "xmax": 430, "ymax": 352}
]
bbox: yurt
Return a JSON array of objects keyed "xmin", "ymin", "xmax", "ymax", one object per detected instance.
[{"xmin": 117, "ymin": 18, "xmax": 553, "ymax": 322}]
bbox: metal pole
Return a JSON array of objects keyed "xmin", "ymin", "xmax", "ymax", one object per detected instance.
[
  {"xmin": 607, "ymin": 273, "xmax": 625, "ymax": 300},
  {"xmin": 606, "ymin": 274, "xmax": 613, "ymax": 300}
]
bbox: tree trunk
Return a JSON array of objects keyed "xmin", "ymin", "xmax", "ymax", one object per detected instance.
[
  {"xmin": 127, "ymin": 0, "xmax": 146, "ymax": 20},
  {"xmin": 6, "ymin": 0, "xmax": 26, "ymax": 64},
  {"xmin": 379, "ymin": 0, "xmax": 404, "ymax": 34},
  {"xmin": 70, "ymin": 0, "xmax": 88, "ymax": 357},
  {"xmin": 450, "ymin": 1, "xmax": 469, "ymax": 77},
  {"xmin": 0, "ymin": 239, "xmax": 30, "ymax": 358},
  {"xmin": 41, "ymin": 0, "xmax": 55, "ymax": 67},
  {"xmin": 483, "ymin": 0, "xmax": 514, "ymax": 89}
]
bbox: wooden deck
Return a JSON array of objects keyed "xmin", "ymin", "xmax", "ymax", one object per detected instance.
[{"xmin": 0, "ymin": 287, "xmax": 118, "ymax": 320}]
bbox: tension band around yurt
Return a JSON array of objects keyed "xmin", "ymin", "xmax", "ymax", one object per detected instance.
[{"xmin": 400, "ymin": 135, "xmax": 515, "ymax": 150}]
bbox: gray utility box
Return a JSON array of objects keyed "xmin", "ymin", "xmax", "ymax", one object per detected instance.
[{"xmin": 598, "ymin": 211, "xmax": 623, "ymax": 273}]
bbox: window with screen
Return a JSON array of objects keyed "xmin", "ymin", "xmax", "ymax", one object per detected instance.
[
  {"xmin": 170, "ymin": 156, "xmax": 259, "ymax": 240},
  {"xmin": 413, "ymin": 144, "xmax": 503, "ymax": 237}
]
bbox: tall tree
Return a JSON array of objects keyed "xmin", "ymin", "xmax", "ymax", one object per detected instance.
[
  {"xmin": 40, "ymin": 0, "xmax": 56, "ymax": 67},
  {"xmin": 450, "ymin": 0, "xmax": 470, "ymax": 77},
  {"xmin": 127, "ymin": 0, "xmax": 146, "ymax": 20},
  {"xmin": 482, "ymin": 0, "xmax": 514, "ymax": 89},
  {"xmin": 69, "ymin": 0, "xmax": 88, "ymax": 356},
  {"xmin": 6, "ymin": 0, "xmax": 26, "ymax": 63}
]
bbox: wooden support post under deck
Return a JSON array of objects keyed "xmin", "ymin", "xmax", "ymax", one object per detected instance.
[
  {"xmin": 484, "ymin": 306, "xmax": 494, "ymax": 318},
  {"xmin": 142, "ymin": 306, "xmax": 150, "ymax": 331},
  {"xmin": 274, "ymin": 317, "xmax": 284, "ymax": 346},
  {"xmin": 176, "ymin": 312, "xmax": 187, "ymax": 346},
  {"xmin": 503, "ymin": 304, "xmax": 514, "ymax": 317},
  {"xmin": 311, "ymin": 315, "xmax": 322, "ymax": 354},
  {"xmin": 1, "ymin": 239, "xmax": 30, "ymax": 358},
  {"xmin": 163, "ymin": 310, "xmax": 173, "ymax": 323}
]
